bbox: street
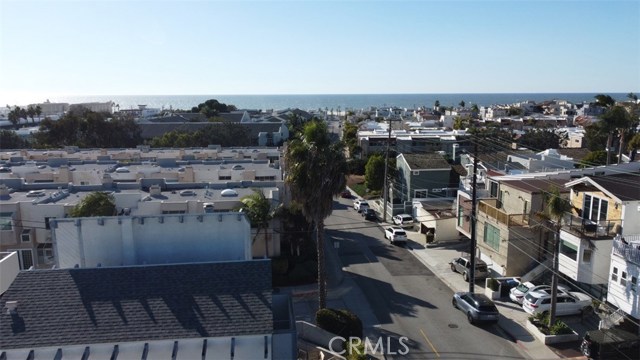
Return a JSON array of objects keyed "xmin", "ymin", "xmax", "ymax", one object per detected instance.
[{"xmin": 324, "ymin": 196, "xmax": 527, "ymax": 359}]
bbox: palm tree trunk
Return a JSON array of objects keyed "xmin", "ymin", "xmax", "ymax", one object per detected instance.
[
  {"xmin": 606, "ymin": 132, "xmax": 613, "ymax": 166},
  {"xmin": 316, "ymin": 220, "xmax": 327, "ymax": 310},
  {"xmin": 617, "ymin": 131, "xmax": 626, "ymax": 165}
]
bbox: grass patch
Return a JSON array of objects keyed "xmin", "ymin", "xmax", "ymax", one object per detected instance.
[{"xmin": 350, "ymin": 182, "xmax": 367, "ymax": 197}]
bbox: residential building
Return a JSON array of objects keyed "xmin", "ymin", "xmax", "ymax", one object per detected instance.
[
  {"xmin": 559, "ymin": 173, "xmax": 640, "ymax": 298},
  {"xmin": 0, "ymin": 260, "xmax": 296, "ymax": 359},
  {"xmin": 69, "ymin": 101, "xmax": 114, "ymax": 114},
  {"xmin": 608, "ymin": 235, "xmax": 640, "ymax": 324},
  {"xmin": 412, "ymin": 199, "xmax": 459, "ymax": 245}
]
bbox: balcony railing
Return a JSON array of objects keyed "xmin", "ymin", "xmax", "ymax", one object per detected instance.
[
  {"xmin": 561, "ymin": 214, "xmax": 621, "ymax": 239},
  {"xmin": 478, "ymin": 200, "xmax": 531, "ymax": 227},
  {"xmin": 612, "ymin": 236, "xmax": 640, "ymax": 265}
]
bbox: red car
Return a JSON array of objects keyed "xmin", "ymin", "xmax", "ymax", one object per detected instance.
[{"xmin": 340, "ymin": 190, "xmax": 352, "ymax": 199}]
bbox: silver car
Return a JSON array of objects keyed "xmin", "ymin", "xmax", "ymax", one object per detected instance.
[
  {"xmin": 450, "ymin": 256, "xmax": 489, "ymax": 282},
  {"xmin": 452, "ymin": 292, "xmax": 500, "ymax": 324}
]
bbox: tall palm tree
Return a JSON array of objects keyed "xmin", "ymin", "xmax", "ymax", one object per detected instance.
[
  {"xmin": 285, "ymin": 120, "xmax": 347, "ymax": 310},
  {"xmin": 536, "ymin": 188, "xmax": 573, "ymax": 327},
  {"xmin": 239, "ymin": 189, "xmax": 280, "ymax": 258},
  {"xmin": 27, "ymin": 105, "xmax": 36, "ymax": 124},
  {"xmin": 600, "ymin": 106, "xmax": 634, "ymax": 165},
  {"xmin": 35, "ymin": 105, "xmax": 42, "ymax": 121}
]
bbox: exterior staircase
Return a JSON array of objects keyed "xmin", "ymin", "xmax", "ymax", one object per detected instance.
[{"xmin": 520, "ymin": 258, "xmax": 552, "ymax": 283}]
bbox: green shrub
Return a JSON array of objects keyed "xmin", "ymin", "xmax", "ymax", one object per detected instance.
[
  {"xmin": 316, "ymin": 308, "xmax": 363, "ymax": 338},
  {"xmin": 549, "ymin": 320, "xmax": 573, "ymax": 335}
]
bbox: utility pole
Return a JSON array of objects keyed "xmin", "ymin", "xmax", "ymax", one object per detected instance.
[
  {"xmin": 469, "ymin": 142, "xmax": 479, "ymax": 293},
  {"xmin": 382, "ymin": 119, "xmax": 393, "ymax": 222}
]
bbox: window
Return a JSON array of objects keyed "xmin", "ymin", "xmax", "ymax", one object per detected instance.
[
  {"xmin": 218, "ymin": 176, "xmax": 231, "ymax": 180},
  {"xmin": 621, "ymin": 271, "xmax": 628, "ymax": 286},
  {"xmin": 483, "ymin": 223, "xmax": 500, "ymax": 251},
  {"xmin": 560, "ymin": 239, "xmax": 578, "ymax": 261},
  {"xmin": 583, "ymin": 194, "xmax": 608, "ymax": 222},
  {"xmin": 612, "ymin": 267, "xmax": 618, "ymax": 282},
  {"xmin": 162, "ymin": 210, "xmax": 186, "ymax": 214},
  {"xmin": 37, "ymin": 243, "xmax": 53, "ymax": 265},
  {"xmin": 0, "ymin": 212, "xmax": 13, "ymax": 231},
  {"xmin": 21, "ymin": 229, "xmax": 31, "ymax": 243},
  {"xmin": 45, "ymin": 217, "xmax": 52, "ymax": 229},
  {"xmin": 582, "ymin": 249, "xmax": 592, "ymax": 263},
  {"xmin": 489, "ymin": 181, "xmax": 498, "ymax": 198},
  {"xmin": 632, "ymin": 277, "xmax": 637, "ymax": 292},
  {"xmin": 457, "ymin": 205, "xmax": 464, "ymax": 227},
  {"xmin": 9, "ymin": 249, "xmax": 34, "ymax": 270}
]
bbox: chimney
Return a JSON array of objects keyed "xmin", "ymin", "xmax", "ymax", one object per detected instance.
[{"xmin": 0, "ymin": 184, "xmax": 10, "ymax": 197}]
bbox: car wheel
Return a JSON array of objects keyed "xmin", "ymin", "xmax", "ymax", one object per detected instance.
[
  {"xmin": 463, "ymin": 272, "xmax": 469, "ymax": 282},
  {"xmin": 467, "ymin": 312, "xmax": 474, "ymax": 324},
  {"xmin": 450, "ymin": 264, "xmax": 456, "ymax": 272},
  {"xmin": 452, "ymin": 298, "xmax": 457, "ymax": 308}
]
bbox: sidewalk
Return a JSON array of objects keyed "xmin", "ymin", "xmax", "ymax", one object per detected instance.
[{"xmin": 396, "ymin": 223, "xmax": 589, "ymax": 360}]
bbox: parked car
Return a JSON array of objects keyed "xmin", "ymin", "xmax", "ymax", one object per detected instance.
[
  {"xmin": 179, "ymin": 190, "xmax": 196, "ymax": 196},
  {"xmin": 452, "ymin": 292, "xmax": 500, "ymax": 324},
  {"xmin": 581, "ymin": 328, "xmax": 640, "ymax": 360},
  {"xmin": 26, "ymin": 190, "xmax": 46, "ymax": 197},
  {"xmin": 509, "ymin": 282, "xmax": 570, "ymax": 304},
  {"xmin": 115, "ymin": 167, "xmax": 130, "ymax": 173},
  {"xmin": 522, "ymin": 290, "xmax": 592, "ymax": 316},
  {"xmin": 0, "ymin": 166, "xmax": 11, "ymax": 173},
  {"xmin": 384, "ymin": 227, "xmax": 407, "ymax": 245},
  {"xmin": 393, "ymin": 214, "xmax": 414, "ymax": 226},
  {"xmin": 362, "ymin": 208, "xmax": 377, "ymax": 221},
  {"xmin": 450, "ymin": 256, "xmax": 489, "ymax": 282},
  {"xmin": 340, "ymin": 190, "xmax": 352, "ymax": 199},
  {"xmin": 353, "ymin": 199, "xmax": 369, "ymax": 212}
]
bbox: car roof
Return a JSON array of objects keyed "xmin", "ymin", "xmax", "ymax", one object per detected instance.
[
  {"xmin": 458, "ymin": 292, "xmax": 494, "ymax": 306},
  {"xmin": 457, "ymin": 256, "xmax": 487, "ymax": 265}
]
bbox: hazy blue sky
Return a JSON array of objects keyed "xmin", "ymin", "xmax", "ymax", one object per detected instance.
[{"xmin": 1, "ymin": 0, "xmax": 639, "ymax": 104}]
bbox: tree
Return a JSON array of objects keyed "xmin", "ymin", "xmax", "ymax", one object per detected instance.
[
  {"xmin": 35, "ymin": 105, "xmax": 42, "ymax": 121},
  {"xmin": 536, "ymin": 188, "xmax": 572, "ymax": 328},
  {"xmin": 594, "ymin": 94, "xmax": 615, "ymax": 108},
  {"xmin": 27, "ymin": 105, "xmax": 36, "ymax": 123},
  {"xmin": 459, "ymin": 100, "xmax": 465, "ymax": 108},
  {"xmin": 239, "ymin": 189, "xmax": 280, "ymax": 258},
  {"xmin": 627, "ymin": 133, "xmax": 640, "ymax": 160},
  {"xmin": 434, "ymin": 100, "xmax": 440, "ymax": 110},
  {"xmin": 627, "ymin": 92, "xmax": 638, "ymax": 102},
  {"xmin": 580, "ymin": 151, "xmax": 607, "ymax": 168},
  {"xmin": 7, "ymin": 107, "xmax": 20, "ymax": 128},
  {"xmin": 600, "ymin": 105, "xmax": 634, "ymax": 165},
  {"xmin": 69, "ymin": 192, "xmax": 116, "ymax": 217},
  {"xmin": 364, "ymin": 153, "xmax": 385, "ymax": 191},
  {"xmin": 0, "ymin": 130, "xmax": 28, "ymax": 149},
  {"xmin": 285, "ymin": 120, "xmax": 347, "ymax": 310},
  {"xmin": 453, "ymin": 116, "xmax": 471, "ymax": 130},
  {"xmin": 518, "ymin": 129, "xmax": 566, "ymax": 149}
]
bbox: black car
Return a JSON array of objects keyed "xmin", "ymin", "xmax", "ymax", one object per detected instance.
[{"xmin": 362, "ymin": 208, "xmax": 377, "ymax": 221}]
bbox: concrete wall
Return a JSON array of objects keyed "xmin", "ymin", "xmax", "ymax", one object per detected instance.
[
  {"xmin": 607, "ymin": 255, "xmax": 640, "ymax": 319},
  {"xmin": 559, "ymin": 230, "xmax": 612, "ymax": 285},
  {"xmin": 53, "ymin": 213, "xmax": 252, "ymax": 268},
  {"xmin": 0, "ymin": 251, "xmax": 20, "ymax": 295}
]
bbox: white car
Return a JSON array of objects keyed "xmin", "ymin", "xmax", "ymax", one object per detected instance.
[
  {"xmin": 384, "ymin": 227, "xmax": 407, "ymax": 245},
  {"xmin": 115, "ymin": 167, "xmax": 130, "ymax": 173},
  {"xmin": 353, "ymin": 199, "xmax": 369, "ymax": 212},
  {"xmin": 509, "ymin": 283, "xmax": 570, "ymax": 304},
  {"xmin": 522, "ymin": 290, "xmax": 592, "ymax": 316},
  {"xmin": 393, "ymin": 214, "xmax": 414, "ymax": 226}
]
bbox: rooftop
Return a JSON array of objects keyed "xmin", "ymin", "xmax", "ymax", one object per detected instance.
[{"xmin": 0, "ymin": 260, "xmax": 273, "ymax": 349}]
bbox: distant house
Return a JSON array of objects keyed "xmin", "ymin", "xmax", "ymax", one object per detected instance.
[{"xmin": 0, "ymin": 260, "xmax": 296, "ymax": 359}]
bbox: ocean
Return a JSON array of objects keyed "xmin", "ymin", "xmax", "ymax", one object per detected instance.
[{"xmin": 26, "ymin": 93, "xmax": 632, "ymax": 112}]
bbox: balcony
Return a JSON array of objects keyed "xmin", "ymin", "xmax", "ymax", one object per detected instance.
[
  {"xmin": 478, "ymin": 199, "xmax": 531, "ymax": 227},
  {"xmin": 612, "ymin": 235, "xmax": 640, "ymax": 265},
  {"xmin": 561, "ymin": 214, "xmax": 621, "ymax": 240}
]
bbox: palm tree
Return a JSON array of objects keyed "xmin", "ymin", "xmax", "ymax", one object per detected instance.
[
  {"xmin": 536, "ymin": 188, "xmax": 573, "ymax": 327},
  {"xmin": 27, "ymin": 105, "xmax": 36, "ymax": 124},
  {"xmin": 35, "ymin": 105, "xmax": 42, "ymax": 121},
  {"xmin": 600, "ymin": 106, "xmax": 634, "ymax": 165},
  {"xmin": 285, "ymin": 120, "xmax": 347, "ymax": 310},
  {"xmin": 239, "ymin": 189, "xmax": 280, "ymax": 258}
]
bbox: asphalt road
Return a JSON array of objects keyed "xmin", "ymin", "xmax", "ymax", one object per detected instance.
[{"xmin": 325, "ymin": 197, "xmax": 526, "ymax": 360}]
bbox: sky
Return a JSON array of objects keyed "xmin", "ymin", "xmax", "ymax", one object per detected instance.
[{"xmin": 1, "ymin": 0, "xmax": 639, "ymax": 104}]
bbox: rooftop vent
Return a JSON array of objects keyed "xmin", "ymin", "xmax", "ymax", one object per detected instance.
[
  {"xmin": 221, "ymin": 189, "xmax": 238, "ymax": 197},
  {"xmin": 5, "ymin": 301, "xmax": 18, "ymax": 315}
]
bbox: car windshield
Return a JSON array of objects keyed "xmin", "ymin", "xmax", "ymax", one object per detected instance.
[
  {"xmin": 395, "ymin": 231, "xmax": 406, "ymax": 236},
  {"xmin": 524, "ymin": 293, "xmax": 538, "ymax": 303},
  {"xmin": 515, "ymin": 284, "xmax": 530, "ymax": 293}
]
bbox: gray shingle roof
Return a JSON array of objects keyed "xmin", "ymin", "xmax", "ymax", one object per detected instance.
[{"xmin": 0, "ymin": 261, "xmax": 273, "ymax": 349}]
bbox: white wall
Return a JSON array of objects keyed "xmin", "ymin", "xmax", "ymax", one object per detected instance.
[
  {"xmin": 622, "ymin": 201, "xmax": 640, "ymax": 236},
  {"xmin": 559, "ymin": 230, "xmax": 612, "ymax": 285},
  {"xmin": 0, "ymin": 251, "xmax": 20, "ymax": 295},
  {"xmin": 53, "ymin": 213, "xmax": 252, "ymax": 268},
  {"xmin": 607, "ymin": 256, "xmax": 640, "ymax": 318}
]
